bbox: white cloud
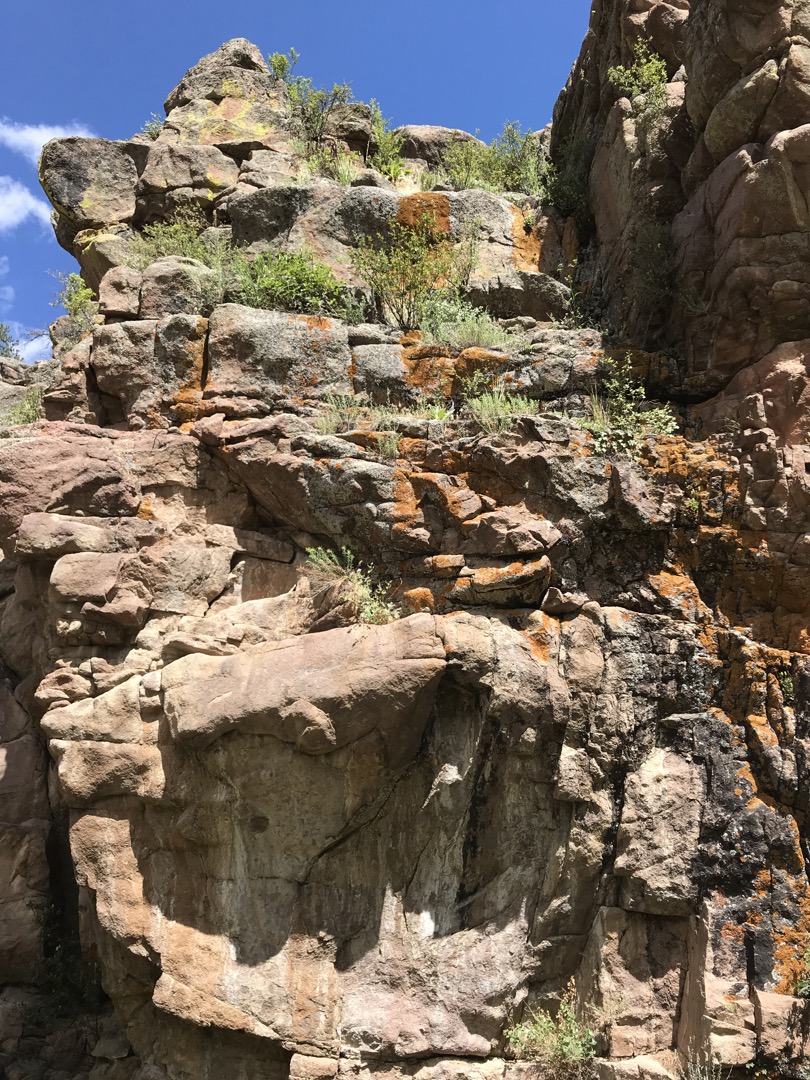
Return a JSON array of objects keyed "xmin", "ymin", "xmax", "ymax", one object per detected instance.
[
  {"xmin": 18, "ymin": 333, "xmax": 51, "ymax": 363},
  {"xmin": 4, "ymin": 321, "xmax": 52, "ymax": 364},
  {"xmin": 0, "ymin": 257, "xmax": 13, "ymax": 313},
  {"xmin": 0, "ymin": 175, "xmax": 52, "ymax": 232},
  {"xmin": 0, "ymin": 118, "xmax": 95, "ymax": 166}
]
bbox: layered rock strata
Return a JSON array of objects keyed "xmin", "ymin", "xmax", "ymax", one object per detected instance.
[{"xmin": 1, "ymin": 24, "xmax": 809, "ymax": 1080}]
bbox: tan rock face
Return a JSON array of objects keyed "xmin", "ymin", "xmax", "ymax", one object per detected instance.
[{"xmin": 6, "ymin": 27, "xmax": 810, "ymax": 1080}]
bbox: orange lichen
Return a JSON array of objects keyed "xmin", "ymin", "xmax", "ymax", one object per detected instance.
[
  {"xmin": 401, "ymin": 588, "xmax": 436, "ymax": 614},
  {"xmin": 773, "ymin": 886, "xmax": 810, "ymax": 993},
  {"xmin": 396, "ymin": 193, "xmax": 452, "ymax": 233},
  {"xmin": 509, "ymin": 205, "xmax": 542, "ymax": 271}
]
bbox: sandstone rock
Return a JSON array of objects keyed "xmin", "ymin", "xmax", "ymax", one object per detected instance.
[
  {"xmin": 39, "ymin": 138, "xmax": 139, "ymax": 227},
  {"xmin": 614, "ymin": 749, "xmax": 704, "ymax": 915},
  {"xmin": 162, "ymin": 613, "xmax": 445, "ymax": 756},
  {"xmin": 139, "ymin": 257, "xmax": 220, "ymax": 319},
  {"xmin": 162, "ymin": 98, "xmax": 289, "ymax": 153},
  {"xmin": 205, "ymin": 304, "xmax": 353, "ymax": 412},
  {"xmin": 137, "ymin": 142, "xmax": 239, "ymax": 220},
  {"xmin": 10, "ymin": 28, "xmax": 810, "ymax": 1080},
  {"xmin": 98, "ymin": 265, "xmax": 143, "ymax": 317},
  {"xmin": 164, "ymin": 38, "xmax": 276, "ymax": 113},
  {"xmin": 396, "ymin": 125, "xmax": 482, "ymax": 167},
  {"xmin": 0, "ymin": 432, "xmax": 141, "ymax": 543}
]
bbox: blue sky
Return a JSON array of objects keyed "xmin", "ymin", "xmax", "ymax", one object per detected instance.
[{"xmin": 0, "ymin": 0, "xmax": 591, "ymax": 361}]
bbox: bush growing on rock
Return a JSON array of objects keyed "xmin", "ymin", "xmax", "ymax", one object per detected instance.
[
  {"xmin": 138, "ymin": 113, "xmax": 164, "ymax": 140},
  {"xmin": 269, "ymin": 46, "xmax": 353, "ymax": 152},
  {"xmin": 577, "ymin": 354, "xmax": 677, "ymax": 456},
  {"xmin": 232, "ymin": 249, "xmax": 362, "ymax": 320},
  {"xmin": 128, "ymin": 207, "xmax": 361, "ymax": 319},
  {"xmin": 607, "ymin": 40, "xmax": 668, "ymax": 124},
  {"xmin": 305, "ymin": 546, "xmax": 399, "ymax": 624},
  {"xmin": 504, "ymin": 988, "xmax": 597, "ymax": 1080},
  {"xmin": 368, "ymin": 99, "xmax": 405, "ymax": 181},
  {"xmin": 353, "ymin": 212, "xmax": 475, "ymax": 330},
  {"xmin": 546, "ymin": 131, "xmax": 595, "ymax": 237},
  {"xmin": 129, "ymin": 206, "xmax": 229, "ymax": 269},
  {"xmin": 421, "ymin": 292, "xmax": 528, "ymax": 352},
  {"xmin": 440, "ymin": 122, "xmax": 550, "ymax": 196},
  {"xmin": 0, "ymin": 386, "xmax": 43, "ymax": 427},
  {"xmin": 51, "ymin": 272, "xmax": 99, "ymax": 347}
]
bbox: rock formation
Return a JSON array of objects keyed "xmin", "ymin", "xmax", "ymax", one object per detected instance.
[{"xmin": 1, "ymin": 14, "xmax": 809, "ymax": 1080}]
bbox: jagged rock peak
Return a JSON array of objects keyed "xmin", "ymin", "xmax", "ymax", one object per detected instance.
[{"xmin": 164, "ymin": 37, "xmax": 274, "ymax": 113}]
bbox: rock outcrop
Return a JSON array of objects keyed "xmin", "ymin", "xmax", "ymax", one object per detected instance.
[
  {"xmin": 2, "ymin": 18, "xmax": 809, "ymax": 1080},
  {"xmin": 553, "ymin": 0, "xmax": 810, "ymax": 413}
]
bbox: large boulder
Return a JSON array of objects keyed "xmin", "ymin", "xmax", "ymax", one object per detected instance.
[
  {"xmin": 396, "ymin": 124, "xmax": 482, "ymax": 166},
  {"xmin": 38, "ymin": 138, "xmax": 140, "ymax": 228},
  {"xmin": 204, "ymin": 304, "xmax": 353, "ymax": 414},
  {"xmin": 164, "ymin": 38, "xmax": 278, "ymax": 113}
]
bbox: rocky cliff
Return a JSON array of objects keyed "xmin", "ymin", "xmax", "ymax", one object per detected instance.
[{"xmin": 1, "ymin": 15, "xmax": 809, "ymax": 1080}]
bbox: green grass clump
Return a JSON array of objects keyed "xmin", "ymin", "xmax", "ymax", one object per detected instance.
[
  {"xmin": 305, "ymin": 545, "xmax": 399, "ymax": 624},
  {"xmin": 467, "ymin": 384, "xmax": 536, "ymax": 433},
  {"xmin": 421, "ymin": 292, "xmax": 527, "ymax": 352}
]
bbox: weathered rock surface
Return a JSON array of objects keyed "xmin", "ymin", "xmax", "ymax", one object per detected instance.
[{"xmin": 6, "ymin": 25, "xmax": 810, "ymax": 1080}]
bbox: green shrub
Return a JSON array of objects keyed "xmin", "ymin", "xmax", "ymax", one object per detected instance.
[
  {"xmin": 233, "ymin": 249, "xmax": 360, "ymax": 319},
  {"xmin": 608, "ymin": 40, "xmax": 668, "ymax": 123},
  {"xmin": 129, "ymin": 206, "xmax": 228, "ymax": 269},
  {"xmin": 547, "ymin": 131, "xmax": 595, "ymax": 237},
  {"xmin": 268, "ymin": 47, "xmax": 300, "ymax": 82},
  {"xmin": 505, "ymin": 991, "xmax": 597, "ymax": 1080},
  {"xmin": 627, "ymin": 212, "xmax": 675, "ymax": 315},
  {"xmin": 796, "ymin": 939, "xmax": 810, "ymax": 996},
  {"xmin": 778, "ymin": 670, "xmax": 797, "ymax": 707},
  {"xmin": 0, "ymin": 321, "xmax": 21, "ymax": 360},
  {"xmin": 442, "ymin": 135, "xmax": 492, "ymax": 191},
  {"xmin": 421, "ymin": 292, "xmax": 526, "ymax": 352},
  {"xmin": 440, "ymin": 122, "xmax": 551, "ymax": 197},
  {"xmin": 51, "ymin": 272, "xmax": 98, "ymax": 347},
  {"xmin": 129, "ymin": 208, "xmax": 360, "ymax": 320},
  {"xmin": 0, "ymin": 386, "xmax": 43, "ymax": 427},
  {"xmin": 269, "ymin": 47, "xmax": 352, "ymax": 151},
  {"xmin": 305, "ymin": 545, "xmax": 398, "ymax": 624},
  {"xmin": 489, "ymin": 121, "xmax": 551, "ymax": 195},
  {"xmin": 577, "ymin": 355, "xmax": 677, "ymax": 456},
  {"xmin": 139, "ymin": 113, "xmax": 163, "ymax": 140},
  {"xmin": 352, "ymin": 213, "xmax": 474, "ymax": 330},
  {"xmin": 369, "ymin": 99, "xmax": 405, "ymax": 181},
  {"xmin": 467, "ymin": 384, "xmax": 536, "ymax": 433}
]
